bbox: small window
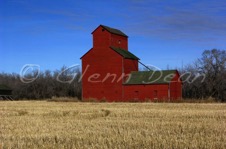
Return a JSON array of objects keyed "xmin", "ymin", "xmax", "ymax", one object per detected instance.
[
  {"xmin": 102, "ymin": 29, "xmax": 105, "ymax": 32},
  {"xmin": 118, "ymin": 40, "xmax": 121, "ymax": 44}
]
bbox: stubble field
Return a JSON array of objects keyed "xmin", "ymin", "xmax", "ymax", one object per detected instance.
[{"xmin": 0, "ymin": 101, "xmax": 225, "ymax": 149}]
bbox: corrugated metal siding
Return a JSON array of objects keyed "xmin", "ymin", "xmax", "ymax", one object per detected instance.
[
  {"xmin": 170, "ymin": 72, "xmax": 182, "ymax": 100},
  {"xmin": 82, "ymin": 26, "xmax": 124, "ymax": 101},
  {"xmin": 81, "ymin": 25, "xmax": 182, "ymax": 102},
  {"xmin": 124, "ymin": 84, "xmax": 169, "ymax": 101}
]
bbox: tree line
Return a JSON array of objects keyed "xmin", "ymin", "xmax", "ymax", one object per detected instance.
[
  {"xmin": 180, "ymin": 49, "xmax": 226, "ymax": 102},
  {"xmin": 0, "ymin": 49, "xmax": 225, "ymax": 101},
  {"xmin": 0, "ymin": 66, "xmax": 82, "ymax": 100}
]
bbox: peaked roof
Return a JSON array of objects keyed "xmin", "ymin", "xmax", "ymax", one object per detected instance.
[
  {"xmin": 110, "ymin": 46, "xmax": 139, "ymax": 60},
  {"xmin": 80, "ymin": 48, "xmax": 92, "ymax": 59},
  {"xmin": 92, "ymin": 25, "xmax": 128, "ymax": 37},
  {"xmin": 125, "ymin": 70, "xmax": 178, "ymax": 85}
]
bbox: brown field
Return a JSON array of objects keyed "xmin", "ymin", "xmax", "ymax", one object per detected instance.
[{"xmin": 0, "ymin": 101, "xmax": 225, "ymax": 149}]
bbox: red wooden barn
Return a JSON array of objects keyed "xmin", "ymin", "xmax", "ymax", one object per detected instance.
[{"xmin": 81, "ymin": 25, "xmax": 182, "ymax": 102}]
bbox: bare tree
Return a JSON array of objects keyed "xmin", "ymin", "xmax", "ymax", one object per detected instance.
[
  {"xmin": 181, "ymin": 49, "xmax": 226, "ymax": 101},
  {"xmin": 197, "ymin": 49, "xmax": 226, "ymax": 101}
]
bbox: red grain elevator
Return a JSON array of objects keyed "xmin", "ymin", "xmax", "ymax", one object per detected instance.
[{"xmin": 81, "ymin": 25, "xmax": 182, "ymax": 102}]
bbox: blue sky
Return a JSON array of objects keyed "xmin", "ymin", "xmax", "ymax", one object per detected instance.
[{"xmin": 1, "ymin": 0, "xmax": 226, "ymax": 73}]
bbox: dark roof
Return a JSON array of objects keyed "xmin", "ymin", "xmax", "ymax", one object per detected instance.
[
  {"xmin": 0, "ymin": 84, "xmax": 12, "ymax": 90},
  {"xmin": 100, "ymin": 25, "xmax": 128, "ymax": 37},
  {"xmin": 110, "ymin": 46, "xmax": 139, "ymax": 60},
  {"xmin": 125, "ymin": 70, "xmax": 178, "ymax": 85}
]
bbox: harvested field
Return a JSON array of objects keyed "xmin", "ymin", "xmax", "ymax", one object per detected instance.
[{"xmin": 0, "ymin": 101, "xmax": 225, "ymax": 149}]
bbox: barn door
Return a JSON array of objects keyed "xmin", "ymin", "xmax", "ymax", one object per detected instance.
[
  {"xmin": 153, "ymin": 90, "xmax": 158, "ymax": 99},
  {"xmin": 134, "ymin": 91, "xmax": 139, "ymax": 101}
]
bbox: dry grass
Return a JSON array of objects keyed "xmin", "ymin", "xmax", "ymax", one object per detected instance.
[{"xmin": 0, "ymin": 101, "xmax": 225, "ymax": 149}]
